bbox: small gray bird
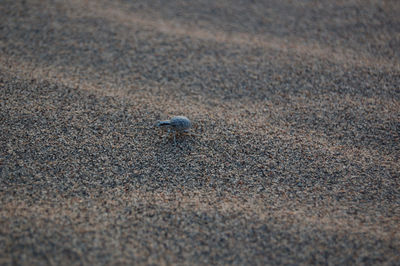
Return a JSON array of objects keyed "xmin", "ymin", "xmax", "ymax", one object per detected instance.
[{"xmin": 156, "ymin": 116, "xmax": 192, "ymax": 144}]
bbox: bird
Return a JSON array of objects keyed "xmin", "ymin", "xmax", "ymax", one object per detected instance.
[{"xmin": 156, "ymin": 116, "xmax": 192, "ymax": 145}]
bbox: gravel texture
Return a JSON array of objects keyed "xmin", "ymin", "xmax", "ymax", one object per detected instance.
[{"xmin": 1, "ymin": 0, "xmax": 399, "ymax": 265}]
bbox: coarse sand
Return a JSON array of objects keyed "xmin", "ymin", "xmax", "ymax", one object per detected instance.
[{"xmin": 1, "ymin": 0, "xmax": 399, "ymax": 265}]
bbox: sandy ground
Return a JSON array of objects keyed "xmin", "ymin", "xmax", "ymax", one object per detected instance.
[{"xmin": 1, "ymin": 0, "xmax": 399, "ymax": 265}]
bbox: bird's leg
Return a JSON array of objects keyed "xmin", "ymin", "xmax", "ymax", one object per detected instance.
[
  {"xmin": 182, "ymin": 130, "xmax": 201, "ymax": 137},
  {"xmin": 173, "ymin": 131, "xmax": 176, "ymax": 146},
  {"xmin": 161, "ymin": 128, "xmax": 170, "ymax": 143}
]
